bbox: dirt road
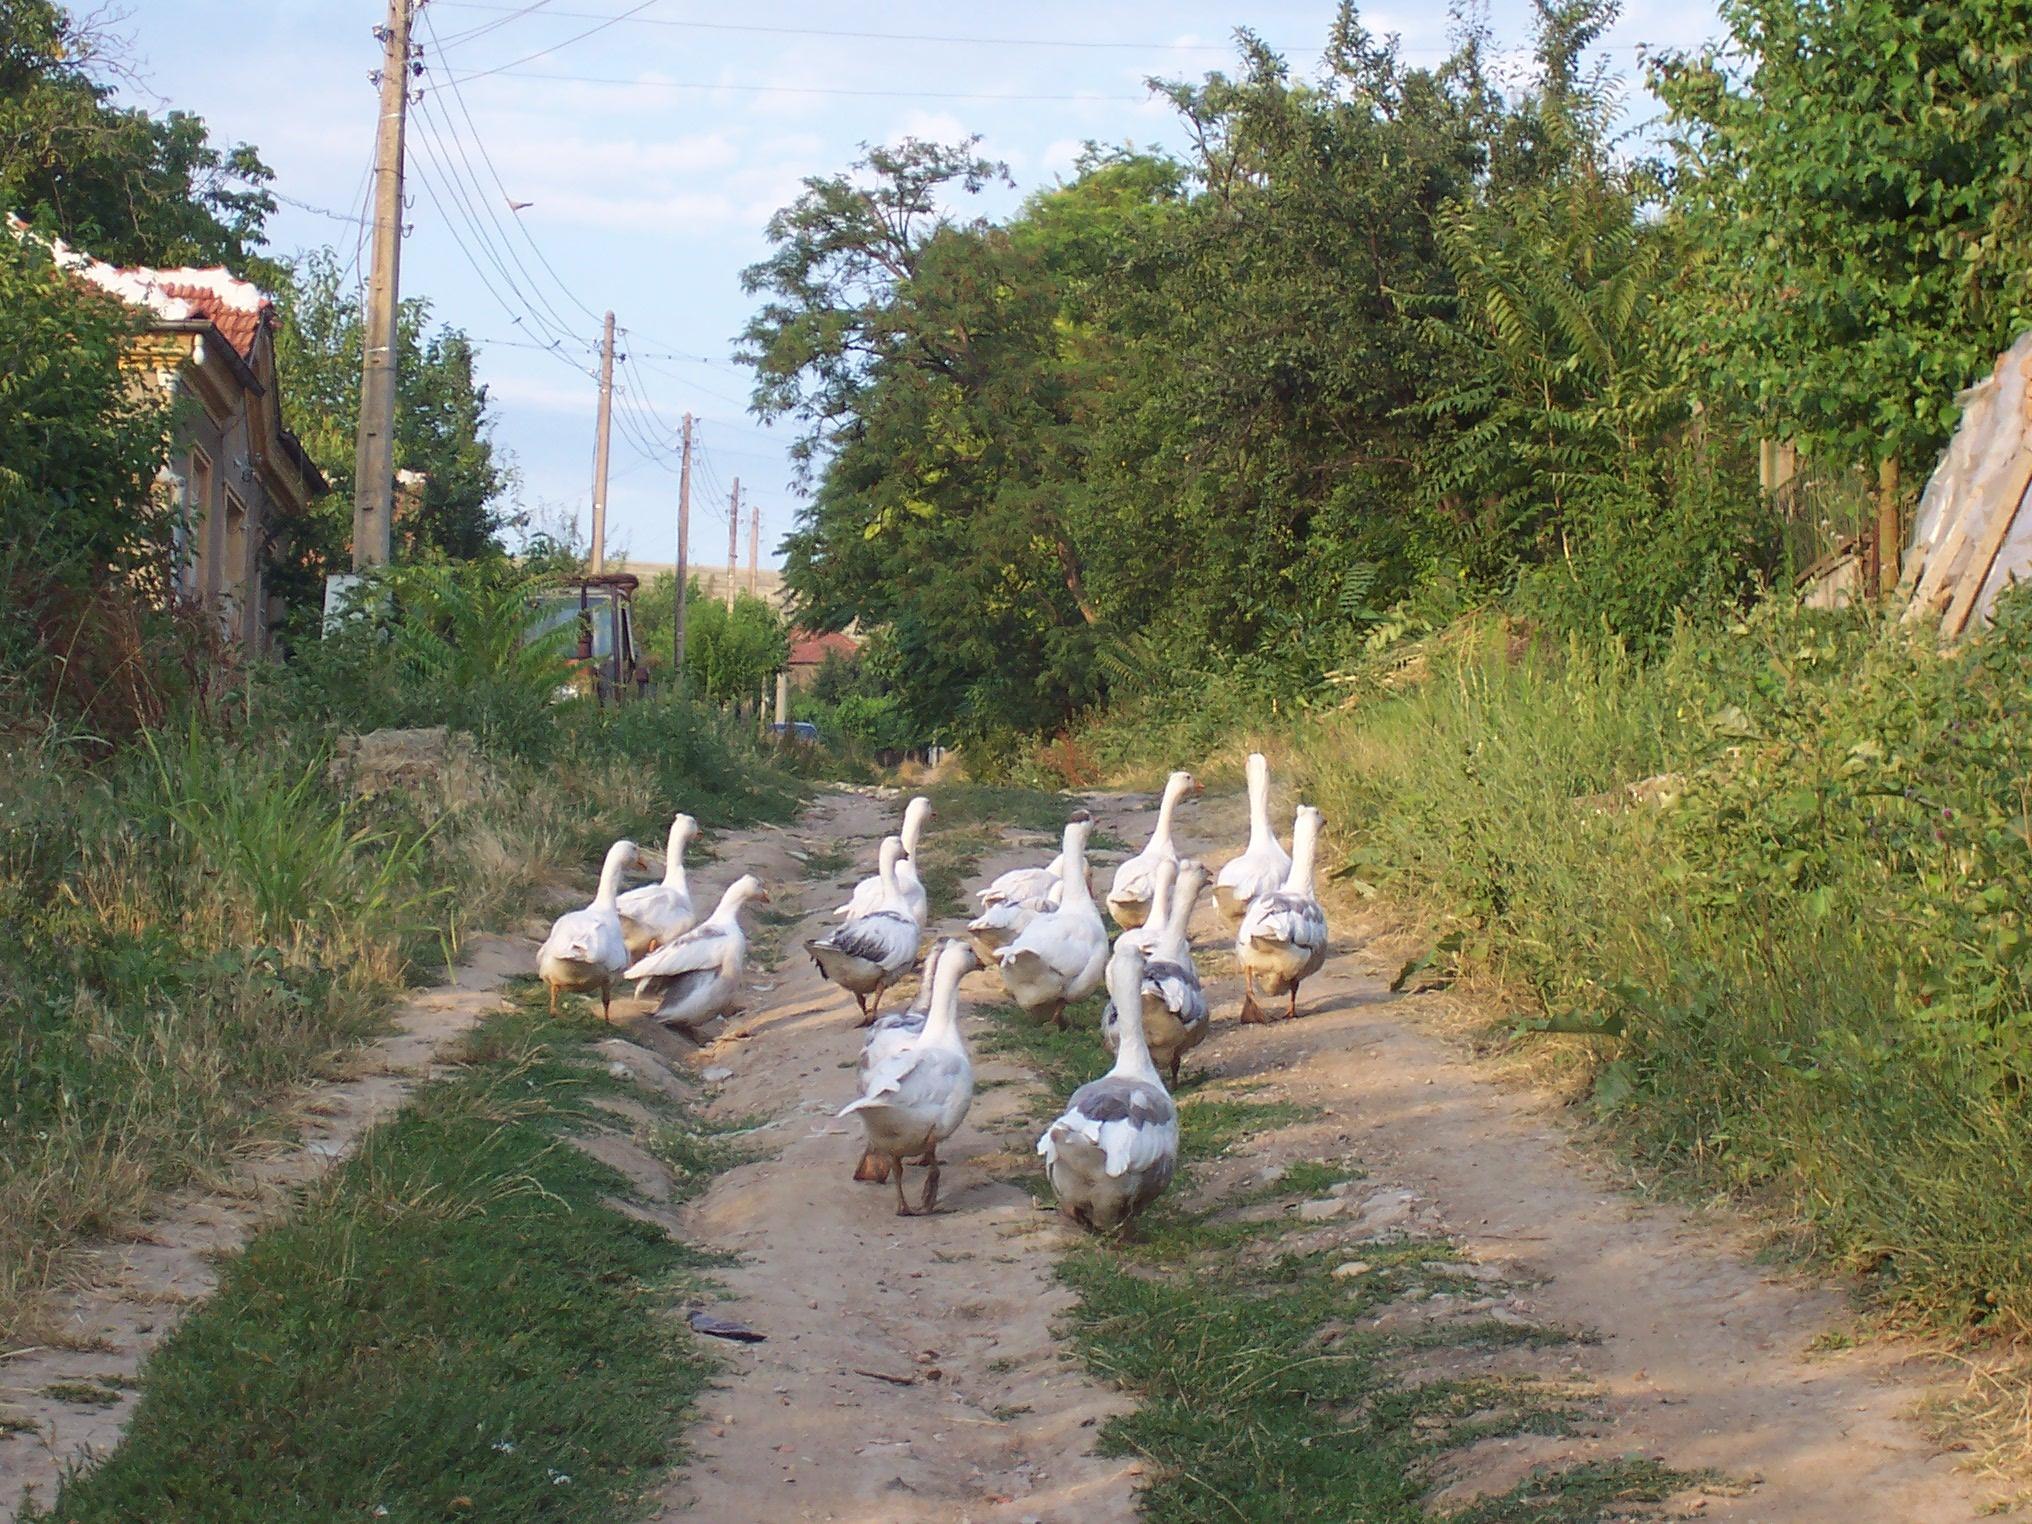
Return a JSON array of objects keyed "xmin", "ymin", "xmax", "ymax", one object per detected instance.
[
  {"xmin": 657, "ymin": 781, "xmax": 2003, "ymax": 1522},
  {"xmin": 8, "ymin": 781, "xmax": 2005, "ymax": 1521}
]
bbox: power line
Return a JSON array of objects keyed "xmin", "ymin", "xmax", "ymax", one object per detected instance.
[
  {"xmin": 434, "ymin": 0, "xmax": 662, "ymax": 84},
  {"xmin": 409, "ymin": 91, "xmax": 584, "ymax": 347},
  {"xmin": 429, "ymin": 3, "xmax": 1279, "ymax": 53},
  {"xmin": 430, "ymin": 0, "xmax": 559, "ymax": 49},
  {"xmin": 447, "ymin": 66, "xmax": 1155, "ymax": 102},
  {"xmin": 420, "ymin": 6, "xmax": 612, "ymax": 330},
  {"xmin": 405, "ymin": 144, "xmax": 599, "ymax": 377}
]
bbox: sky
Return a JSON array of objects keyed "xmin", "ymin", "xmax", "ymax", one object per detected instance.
[{"xmin": 114, "ymin": 0, "xmax": 1725, "ymax": 572}]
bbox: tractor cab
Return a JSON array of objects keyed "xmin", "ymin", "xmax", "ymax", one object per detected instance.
[{"xmin": 527, "ymin": 572, "xmax": 645, "ymax": 704}]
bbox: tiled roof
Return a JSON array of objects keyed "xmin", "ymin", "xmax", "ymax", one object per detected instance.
[
  {"xmin": 9, "ymin": 218, "xmax": 270, "ymax": 358},
  {"xmin": 788, "ymin": 629, "xmax": 859, "ymax": 665}
]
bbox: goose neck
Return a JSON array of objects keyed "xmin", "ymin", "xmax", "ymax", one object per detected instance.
[
  {"xmin": 594, "ymin": 848, "xmax": 630, "ymax": 909},
  {"xmin": 1287, "ymin": 816, "xmax": 1319, "ymax": 896},
  {"xmin": 1247, "ymin": 760, "xmax": 1272, "ymax": 844}
]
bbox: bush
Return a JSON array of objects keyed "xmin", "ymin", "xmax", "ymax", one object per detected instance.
[{"xmin": 1287, "ymin": 594, "xmax": 2032, "ymax": 1336}]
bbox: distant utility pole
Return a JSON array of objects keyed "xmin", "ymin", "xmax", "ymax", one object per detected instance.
[
  {"xmin": 747, "ymin": 500, "xmax": 759, "ymax": 596},
  {"xmin": 351, "ymin": 0, "xmax": 414, "ymax": 571},
  {"xmin": 726, "ymin": 477, "xmax": 740, "ymax": 610},
  {"xmin": 588, "ymin": 310, "xmax": 616, "ymax": 574},
  {"xmin": 674, "ymin": 412, "xmax": 692, "ymax": 693}
]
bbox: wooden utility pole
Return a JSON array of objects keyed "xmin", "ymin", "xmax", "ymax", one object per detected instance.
[
  {"xmin": 588, "ymin": 310, "xmax": 615, "ymax": 573},
  {"xmin": 1876, "ymin": 456, "xmax": 1902, "ymax": 597},
  {"xmin": 352, "ymin": 0, "xmax": 413, "ymax": 571},
  {"xmin": 747, "ymin": 500, "xmax": 759, "ymax": 595},
  {"xmin": 675, "ymin": 412, "xmax": 692, "ymax": 693},
  {"xmin": 726, "ymin": 477, "xmax": 740, "ymax": 609}
]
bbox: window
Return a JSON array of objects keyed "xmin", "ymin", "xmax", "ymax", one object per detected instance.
[{"xmin": 185, "ymin": 449, "xmax": 213, "ymax": 599}]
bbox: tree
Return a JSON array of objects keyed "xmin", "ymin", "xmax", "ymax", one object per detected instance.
[
  {"xmin": 668, "ymin": 588, "xmax": 789, "ymax": 706},
  {"xmin": 0, "ymin": 1, "xmax": 275, "ymax": 273},
  {"xmin": 0, "ymin": 229, "xmax": 171, "ymax": 721},
  {"xmin": 270, "ymin": 249, "xmax": 511, "ymax": 596},
  {"xmin": 1651, "ymin": 0, "xmax": 2032, "ymax": 476}
]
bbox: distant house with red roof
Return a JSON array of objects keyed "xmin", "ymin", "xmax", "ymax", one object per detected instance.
[
  {"xmin": 786, "ymin": 628, "xmax": 859, "ymax": 688},
  {"xmin": 17, "ymin": 219, "xmax": 327, "ymax": 656}
]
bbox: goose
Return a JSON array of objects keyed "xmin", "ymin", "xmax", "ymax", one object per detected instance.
[
  {"xmin": 807, "ymin": 835, "xmax": 922, "ymax": 1025},
  {"xmin": 1236, "ymin": 805, "xmax": 1329, "ymax": 1023},
  {"xmin": 995, "ymin": 817, "xmax": 1108, "ymax": 1028},
  {"xmin": 1114, "ymin": 857, "xmax": 1179, "ymax": 959},
  {"xmin": 1038, "ymin": 941, "xmax": 1180, "ymax": 1231},
  {"xmin": 978, "ymin": 852, "xmax": 1065, "ymax": 911},
  {"xmin": 966, "ymin": 878, "xmax": 1060, "ymax": 963},
  {"xmin": 537, "ymin": 838, "xmax": 652, "ymax": 1017},
  {"xmin": 840, "ymin": 939, "xmax": 979, "ymax": 1214},
  {"xmin": 617, "ymin": 812, "xmax": 699, "ymax": 959},
  {"xmin": 1213, "ymin": 753, "xmax": 1292, "ymax": 926},
  {"xmin": 837, "ymin": 795, "xmax": 933, "ymax": 925},
  {"xmin": 622, "ymin": 874, "xmax": 769, "ymax": 1030},
  {"xmin": 1103, "ymin": 859, "xmax": 1210, "ymax": 1084},
  {"xmin": 1106, "ymin": 771, "xmax": 1200, "ymax": 929}
]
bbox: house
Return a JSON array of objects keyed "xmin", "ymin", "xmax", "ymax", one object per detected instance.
[
  {"xmin": 786, "ymin": 628, "xmax": 860, "ymax": 689},
  {"xmin": 23, "ymin": 222, "xmax": 328, "ymax": 656}
]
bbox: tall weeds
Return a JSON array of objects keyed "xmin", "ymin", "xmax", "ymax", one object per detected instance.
[{"xmin": 1280, "ymin": 597, "xmax": 2032, "ymax": 1339}]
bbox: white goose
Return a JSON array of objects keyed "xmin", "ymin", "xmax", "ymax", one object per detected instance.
[
  {"xmin": 840, "ymin": 939, "xmax": 978, "ymax": 1215},
  {"xmin": 622, "ymin": 874, "xmax": 769, "ymax": 1030},
  {"xmin": 1115, "ymin": 857, "xmax": 1178, "ymax": 959},
  {"xmin": 537, "ymin": 838, "xmax": 652, "ymax": 1017},
  {"xmin": 617, "ymin": 812, "xmax": 699, "ymax": 959},
  {"xmin": 1038, "ymin": 941, "xmax": 1180, "ymax": 1232},
  {"xmin": 807, "ymin": 835, "xmax": 921, "ymax": 1024},
  {"xmin": 1236, "ymin": 804, "xmax": 1329, "ymax": 1024},
  {"xmin": 978, "ymin": 852, "xmax": 1065, "ymax": 910},
  {"xmin": 996, "ymin": 817, "xmax": 1108, "ymax": 1028},
  {"xmin": 1103, "ymin": 858, "xmax": 1210, "ymax": 1084},
  {"xmin": 1213, "ymin": 753, "xmax": 1292, "ymax": 926},
  {"xmin": 838, "ymin": 795, "xmax": 933, "ymax": 925},
  {"xmin": 1106, "ymin": 770, "xmax": 1199, "ymax": 930}
]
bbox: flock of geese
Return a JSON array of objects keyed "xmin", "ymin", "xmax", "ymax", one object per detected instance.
[{"xmin": 534, "ymin": 754, "xmax": 1329, "ymax": 1232}]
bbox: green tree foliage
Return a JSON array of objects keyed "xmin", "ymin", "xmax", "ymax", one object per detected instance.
[
  {"xmin": 0, "ymin": 1, "xmax": 274, "ymax": 272},
  {"xmin": 1651, "ymin": 0, "xmax": 2032, "ymax": 474},
  {"xmin": 0, "ymin": 230, "xmax": 171, "ymax": 715},
  {"xmin": 271, "ymin": 249, "xmax": 511, "ymax": 592},
  {"xmin": 746, "ymin": 0, "xmax": 2032, "ymax": 735},
  {"xmin": 675, "ymin": 589, "xmax": 789, "ymax": 706}
]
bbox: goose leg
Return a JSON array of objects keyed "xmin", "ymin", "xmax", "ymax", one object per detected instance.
[
  {"xmin": 1170, "ymin": 1055, "xmax": 1182, "ymax": 1086},
  {"xmin": 1286, "ymin": 984, "xmax": 1299, "ymax": 1021},
  {"xmin": 601, "ymin": 981, "xmax": 613, "ymax": 1020},
  {"xmin": 891, "ymin": 1158, "xmax": 915, "ymax": 1216},
  {"xmin": 853, "ymin": 991, "xmax": 870, "ymax": 1026},
  {"xmin": 853, "ymin": 1148, "xmax": 890, "ymax": 1183},
  {"xmin": 1239, "ymin": 970, "xmax": 1268, "ymax": 1025},
  {"xmin": 918, "ymin": 1145, "xmax": 941, "ymax": 1214},
  {"xmin": 547, "ymin": 982, "xmax": 558, "ymax": 1017},
  {"xmin": 1050, "ymin": 1000, "xmax": 1067, "ymax": 1030}
]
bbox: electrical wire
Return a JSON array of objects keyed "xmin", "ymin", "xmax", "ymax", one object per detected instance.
[
  {"xmin": 430, "ymin": 0, "xmax": 559, "ymax": 50},
  {"xmin": 446, "ymin": 66, "xmax": 1153, "ymax": 102},
  {"xmin": 419, "ymin": 6, "xmax": 614, "ymax": 331},
  {"xmin": 428, "ymin": 4, "xmax": 1268, "ymax": 52},
  {"xmin": 434, "ymin": 0, "xmax": 662, "ymax": 84},
  {"xmin": 409, "ymin": 94, "xmax": 585, "ymax": 349}
]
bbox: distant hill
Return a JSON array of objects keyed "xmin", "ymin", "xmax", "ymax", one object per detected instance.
[{"xmin": 616, "ymin": 561, "xmax": 788, "ymax": 611}]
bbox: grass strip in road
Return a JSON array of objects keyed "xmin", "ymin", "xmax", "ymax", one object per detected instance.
[
  {"xmin": 28, "ymin": 1003, "xmax": 724, "ymax": 1524},
  {"xmin": 983, "ymin": 1010, "xmax": 1695, "ymax": 1520}
]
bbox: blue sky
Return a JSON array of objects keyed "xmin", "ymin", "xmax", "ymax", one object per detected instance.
[{"xmin": 116, "ymin": 0, "xmax": 1723, "ymax": 570}]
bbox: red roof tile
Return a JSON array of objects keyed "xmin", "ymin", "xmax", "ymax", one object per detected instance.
[
  {"xmin": 157, "ymin": 280, "xmax": 269, "ymax": 359},
  {"xmin": 788, "ymin": 629, "xmax": 859, "ymax": 666}
]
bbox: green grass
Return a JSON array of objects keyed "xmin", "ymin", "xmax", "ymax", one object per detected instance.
[
  {"xmin": 1, "ymin": 687, "xmax": 800, "ymax": 1344},
  {"xmin": 1279, "ymin": 599, "xmax": 2032, "ymax": 1343},
  {"xmin": 798, "ymin": 840, "xmax": 854, "ymax": 881},
  {"xmin": 27, "ymin": 1005, "xmax": 724, "ymax": 1524},
  {"xmin": 926, "ymin": 780, "xmax": 1084, "ymax": 834},
  {"xmin": 1058, "ymin": 1225, "xmax": 1690, "ymax": 1521}
]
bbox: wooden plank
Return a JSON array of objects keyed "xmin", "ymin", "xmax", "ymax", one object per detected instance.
[{"xmin": 1943, "ymin": 444, "xmax": 2032, "ymax": 639}]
